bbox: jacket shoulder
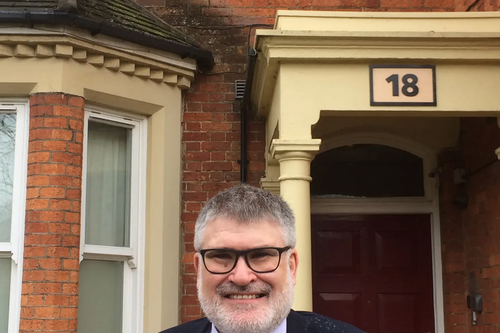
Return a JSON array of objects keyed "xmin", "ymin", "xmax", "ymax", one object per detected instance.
[
  {"xmin": 288, "ymin": 310, "xmax": 366, "ymax": 333},
  {"xmin": 159, "ymin": 317, "xmax": 211, "ymax": 333}
]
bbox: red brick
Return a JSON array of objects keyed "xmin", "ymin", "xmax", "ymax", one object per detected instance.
[
  {"xmin": 30, "ymin": 129, "xmax": 52, "ymax": 140},
  {"xmin": 25, "ymin": 222, "xmax": 49, "ymax": 234},
  {"xmin": 45, "ymin": 94, "xmax": 67, "ymax": 104},
  {"xmin": 44, "ymin": 117, "xmax": 68, "ymax": 128},
  {"xmin": 41, "ymin": 163, "xmax": 66, "ymax": 174},
  {"xmin": 40, "ymin": 187, "xmax": 66, "ymax": 199},
  {"xmin": 67, "ymin": 142, "xmax": 82, "ymax": 154},
  {"xmin": 38, "ymin": 234, "xmax": 63, "ymax": 246},
  {"xmin": 66, "ymin": 166, "xmax": 82, "ymax": 177},
  {"xmin": 68, "ymin": 96, "xmax": 85, "ymax": 108},
  {"xmin": 29, "ymin": 141, "xmax": 43, "ymax": 152},
  {"xmin": 34, "ymin": 282, "xmax": 62, "ymax": 293},
  {"xmin": 62, "ymin": 235, "xmax": 79, "ymax": 247},
  {"xmin": 30, "ymin": 105, "xmax": 53, "ymax": 116},
  {"xmin": 30, "ymin": 94, "xmax": 45, "ymax": 106},
  {"xmin": 51, "ymin": 152, "xmax": 74, "ymax": 164},
  {"xmin": 50, "ymin": 175, "xmax": 73, "ymax": 186},
  {"xmin": 48, "ymin": 223, "xmax": 71, "ymax": 235},
  {"xmin": 44, "ymin": 319, "xmax": 69, "ymax": 330},
  {"xmin": 26, "ymin": 187, "xmax": 40, "ymax": 199},
  {"xmin": 64, "ymin": 212, "xmax": 80, "ymax": 223},
  {"xmin": 27, "ymin": 175, "xmax": 50, "ymax": 186},
  {"xmin": 35, "ymin": 307, "xmax": 61, "ymax": 319},
  {"xmin": 27, "ymin": 199, "xmax": 49, "ymax": 210},
  {"xmin": 62, "ymin": 283, "xmax": 78, "ymax": 294},
  {"xmin": 23, "ymin": 271, "xmax": 45, "ymax": 282},
  {"xmin": 52, "ymin": 129, "xmax": 73, "ymax": 140},
  {"xmin": 19, "ymin": 319, "xmax": 44, "ymax": 330},
  {"xmin": 48, "ymin": 199, "xmax": 72, "ymax": 210},
  {"xmin": 45, "ymin": 295, "xmax": 70, "ymax": 306},
  {"xmin": 45, "ymin": 270, "xmax": 70, "ymax": 282},
  {"xmin": 63, "ymin": 259, "xmax": 79, "ymax": 270},
  {"xmin": 24, "ymin": 247, "xmax": 47, "ymax": 258},
  {"xmin": 47, "ymin": 247, "xmax": 70, "ymax": 258},
  {"xmin": 66, "ymin": 189, "xmax": 81, "ymax": 199},
  {"xmin": 68, "ymin": 119, "xmax": 83, "ymax": 131},
  {"xmin": 42, "ymin": 140, "xmax": 67, "ymax": 151},
  {"xmin": 53, "ymin": 105, "xmax": 75, "ymax": 117}
]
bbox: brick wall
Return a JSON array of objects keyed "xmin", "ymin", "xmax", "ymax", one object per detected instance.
[
  {"xmin": 460, "ymin": 118, "xmax": 500, "ymax": 329},
  {"xmin": 20, "ymin": 93, "xmax": 84, "ymax": 333},
  {"xmin": 439, "ymin": 117, "xmax": 500, "ymax": 333},
  {"xmin": 439, "ymin": 149, "xmax": 468, "ymax": 333},
  {"xmin": 139, "ymin": 0, "xmax": 500, "ymax": 325}
]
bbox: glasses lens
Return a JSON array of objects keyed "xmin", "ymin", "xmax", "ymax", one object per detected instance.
[
  {"xmin": 204, "ymin": 250, "xmax": 237, "ymax": 273},
  {"xmin": 247, "ymin": 248, "xmax": 281, "ymax": 273}
]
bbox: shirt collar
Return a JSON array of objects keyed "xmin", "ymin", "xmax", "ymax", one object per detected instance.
[{"xmin": 210, "ymin": 318, "xmax": 287, "ymax": 333}]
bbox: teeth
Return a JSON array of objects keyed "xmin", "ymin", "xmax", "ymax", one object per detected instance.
[{"xmin": 228, "ymin": 294, "xmax": 259, "ymax": 300}]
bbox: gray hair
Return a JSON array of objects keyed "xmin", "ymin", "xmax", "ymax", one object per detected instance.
[{"xmin": 194, "ymin": 184, "xmax": 296, "ymax": 251}]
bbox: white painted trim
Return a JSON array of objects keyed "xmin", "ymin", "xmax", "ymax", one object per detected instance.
[
  {"xmin": 80, "ymin": 107, "xmax": 146, "ymax": 333},
  {"xmin": 311, "ymin": 133, "xmax": 444, "ymax": 333},
  {"xmin": 0, "ymin": 244, "xmax": 12, "ymax": 253},
  {"xmin": 83, "ymin": 245, "xmax": 134, "ymax": 258},
  {"xmin": 79, "ymin": 111, "xmax": 89, "ymax": 263},
  {"xmin": 0, "ymin": 100, "xmax": 28, "ymax": 333}
]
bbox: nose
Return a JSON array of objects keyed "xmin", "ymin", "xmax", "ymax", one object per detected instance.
[{"xmin": 227, "ymin": 256, "xmax": 257, "ymax": 286}]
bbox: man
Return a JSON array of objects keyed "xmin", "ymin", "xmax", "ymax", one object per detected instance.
[{"xmin": 161, "ymin": 184, "xmax": 365, "ymax": 333}]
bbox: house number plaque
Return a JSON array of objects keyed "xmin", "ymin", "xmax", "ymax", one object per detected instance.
[{"xmin": 370, "ymin": 65, "xmax": 436, "ymax": 106}]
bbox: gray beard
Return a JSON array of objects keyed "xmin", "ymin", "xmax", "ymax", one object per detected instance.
[{"xmin": 197, "ymin": 270, "xmax": 294, "ymax": 333}]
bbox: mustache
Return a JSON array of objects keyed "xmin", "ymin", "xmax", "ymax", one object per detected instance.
[{"xmin": 216, "ymin": 281, "xmax": 273, "ymax": 296}]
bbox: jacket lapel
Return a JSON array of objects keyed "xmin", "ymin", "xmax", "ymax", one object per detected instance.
[{"xmin": 286, "ymin": 310, "xmax": 301, "ymax": 333}]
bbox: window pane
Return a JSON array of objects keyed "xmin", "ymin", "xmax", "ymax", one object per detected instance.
[
  {"xmin": 0, "ymin": 259, "xmax": 11, "ymax": 332},
  {"xmin": 0, "ymin": 114, "xmax": 15, "ymax": 242},
  {"xmin": 77, "ymin": 260, "xmax": 123, "ymax": 333},
  {"xmin": 85, "ymin": 121, "xmax": 131, "ymax": 247},
  {"xmin": 311, "ymin": 144, "xmax": 424, "ymax": 197}
]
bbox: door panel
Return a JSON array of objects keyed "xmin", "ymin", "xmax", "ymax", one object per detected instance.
[{"xmin": 312, "ymin": 214, "xmax": 435, "ymax": 333}]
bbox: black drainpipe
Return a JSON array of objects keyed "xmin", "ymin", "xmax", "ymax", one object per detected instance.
[{"xmin": 240, "ymin": 48, "xmax": 258, "ymax": 183}]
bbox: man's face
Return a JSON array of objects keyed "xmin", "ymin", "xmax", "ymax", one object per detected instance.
[{"xmin": 194, "ymin": 217, "xmax": 298, "ymax": 333}]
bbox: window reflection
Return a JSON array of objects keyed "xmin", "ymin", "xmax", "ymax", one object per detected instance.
[
  {"xmin": 0, "ymin": 114, "xmax": 16, "ymax": 242},
  {"xmin": 311, "ymin": 144, "xmax": 424, "ymax": 197}
]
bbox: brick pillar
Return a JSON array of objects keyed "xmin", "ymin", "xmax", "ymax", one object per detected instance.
[
  {"xmin": 438, "ymin": 149, "xmax": 468, "ymax": 333},
  {"xmin": 20, "ymin": 93, "xmax": 84, "ymax": 333}
]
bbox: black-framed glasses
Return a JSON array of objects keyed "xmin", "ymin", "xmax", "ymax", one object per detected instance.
[{"xmin": 199, "ymin": 246, "xmax": 292, "ymax": 274}]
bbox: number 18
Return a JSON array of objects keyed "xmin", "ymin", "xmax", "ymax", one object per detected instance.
[{"xmin": 386, "ymin": 74, "xmax": 419, "ymax": 97}]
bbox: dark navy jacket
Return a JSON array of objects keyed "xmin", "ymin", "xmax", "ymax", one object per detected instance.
[{"xmin": 160, "ymin": 310, "xmax": 365, "ymax": 333}]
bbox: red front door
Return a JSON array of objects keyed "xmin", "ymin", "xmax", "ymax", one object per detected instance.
[{"xmin": 312, "ymin": 214, "xmax": 435, "ymax": 333}]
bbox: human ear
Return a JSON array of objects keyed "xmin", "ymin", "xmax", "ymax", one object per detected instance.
[
  {"xmin": 289, "ymin": 249, "xmax": 298, "ymax": 285},
  {"xmin": 194, "ymin": 253, "xmax": 200, "ymax": 273}
]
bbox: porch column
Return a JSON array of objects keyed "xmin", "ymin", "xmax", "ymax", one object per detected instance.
[{"xmin": 271, "ymin": 139, "xmax": 321, "ymax": 311}]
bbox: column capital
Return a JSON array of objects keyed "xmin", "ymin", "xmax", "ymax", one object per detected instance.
[
  {"xmin": 260, "ymin": 177, "xmax": 281, "ymax": 196},
  {"xmin": 270, "ymin": 139, "xmax": 321, "ymax": 160}
]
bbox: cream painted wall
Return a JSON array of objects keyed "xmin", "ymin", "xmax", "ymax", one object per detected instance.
[
  {"xmin": 265, "ymin": 62, "xmax": 500, "ymax": 140},
  {"xmin": 274, "ymin": 10, "xmax": 500, "ymax": 32},
  {"xmin": 0, "ymin": 53, "xmax": 187, "ymax": 331},
  {"xmin": 313, "ymin": 116, "xmax": 460, "ymax": 154},
  {"xmin": 145, "ymin": 103, "xmax": 183, "ymax": 333},
  {"xmin": 0, "ymin": 57, "xmax": 176, "ymax": 114}
]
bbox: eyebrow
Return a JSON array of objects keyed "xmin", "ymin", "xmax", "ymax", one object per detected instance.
[{"xmin": 205, "ymin": 245, "xmax": 274, "ymax": 250}]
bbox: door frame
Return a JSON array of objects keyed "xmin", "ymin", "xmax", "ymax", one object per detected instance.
[{"xmin": 310, "ymin": 132, "xmax": 444, "ymax": 333}]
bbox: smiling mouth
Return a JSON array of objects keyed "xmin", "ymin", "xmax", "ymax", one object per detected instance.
[{"xmin": 226, "ymin": 294, "xmax": 266, "ymax": 300}]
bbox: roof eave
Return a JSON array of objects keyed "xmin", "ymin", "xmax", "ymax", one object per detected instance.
[{"xmin": 0, "ymin": 10, "xmax": 214, "ymax": 69}]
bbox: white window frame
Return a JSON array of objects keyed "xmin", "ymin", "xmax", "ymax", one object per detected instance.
[
  {"xmin": 0, "ymin": 100, "xmax": 28, "ymax": 333},
  {"xmin": 80, "ymin": 106, "xmax": 147, "ymax": 333}
]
